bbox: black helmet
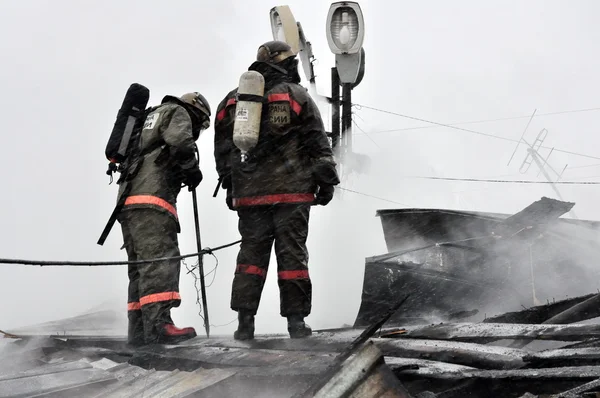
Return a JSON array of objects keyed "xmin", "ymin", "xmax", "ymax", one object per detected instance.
[
  {"xmin": 256, "ymin": 40, "xmax": 296, "ymax": 64},
  {"xmin": 180, "ymin": 92, "xmax": 211, "ymax": 119}
]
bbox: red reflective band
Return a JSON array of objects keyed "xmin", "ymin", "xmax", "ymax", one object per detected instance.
[
  {"xmin": 278, "ymin": 270, "xmax": 310, "ymax": 280},
  {"xmin": 140, "ymin": 292, "xmax": 181, "ymax": 306},
  {"xmin": 236, "ymin": 264, "xmax": 267, "ymax": 278},
  {"xmin": 124, "ymin": 195, "xmax": 178, "ymax": 219},
  {"xmin": 216, "ymin": 98, "xmax": 238, "ymax": 122},
  {"xmin": 268, "ymin": 93, "xmax": 302, "ymax": 115},
  {"xmin": 127, "ymin": 302, "xmax": 141, "ymax": 311},
  {"xmin": 233, "ymin": 193, "xmax": 315, "ymax": 207}
]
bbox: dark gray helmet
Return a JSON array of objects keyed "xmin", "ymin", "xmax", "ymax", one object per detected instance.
[
  {"xmin": 179, "ymin": 92, "xmax": 211, "ymax": 130},
  {"xmin": 256, "ymin": 40, "xmax": 296, "ymax": 64}
]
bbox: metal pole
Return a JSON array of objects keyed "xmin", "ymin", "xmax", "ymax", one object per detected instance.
[
  {"xmin": 192, "ymin": 189, "xmax": 210, "ymax": 338},
  {"xmin": 341, "ymin": 83, "xmax": 352, "ymax": 153},
  {"xmin": 331, "ymin": 67, "xmax": 340, "ymax": 151}
]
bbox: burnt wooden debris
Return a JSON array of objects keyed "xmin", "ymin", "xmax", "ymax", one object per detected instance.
[
  {"xmin": 6, "ymin": 198, "xmax": 600, "ymax": 397},
  {"xmin": 380, "ymin": 323, "xmax": 600, "ymax": 342},
  {"xmin": 483, "ymin": 294, "xmax": 596, "ymax": 324}
]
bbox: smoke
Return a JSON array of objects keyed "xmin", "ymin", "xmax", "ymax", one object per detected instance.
[{"xmin": 2, "ymin": 0, "xmax": 600, "ymax": 343}]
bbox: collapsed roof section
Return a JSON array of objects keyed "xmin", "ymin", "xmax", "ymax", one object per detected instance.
[{"xmin": 356, "ymin": 197, "xmax": 600, "ymax": 327}]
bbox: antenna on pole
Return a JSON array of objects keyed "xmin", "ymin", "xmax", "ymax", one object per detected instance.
[
  {"xmin": 507, "ymin": 109, "xmax": 537, "ymax": 167},
  {"xmin": 519, "ymin": 128, "xmax": 548, "ymax": 174},
  {"xmin": 516, "ymin": 128, "xmax": 576, "ymax": 219}
]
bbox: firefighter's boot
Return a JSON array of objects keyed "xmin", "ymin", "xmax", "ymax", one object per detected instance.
[
  {"xmin": 156, "ymin": 323, "xmax": 197, "ymax": 344},
  {"xmin": 127, "ymin": 310, "xmax": 145, "ymax": 347},
  {"xmin": 233, "ymin": 311, "xmax": 255, "ymax": 341},
  {"xmin": 287, "ymin": 315, "xmax": 312, "ymax": 339}
]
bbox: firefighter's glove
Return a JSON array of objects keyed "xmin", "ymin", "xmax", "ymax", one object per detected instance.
[
  {"xmin": 315, "ymin": 184, "xmax": 335, "ymax": 206},
  {"xmin": 185, "ymin": 168, "xmax": 203, "ymax": 191},
  {"xmin": 226, "ymin": 189, "xmax": 234, "ymax": 211},
  {"xmin": 222, "ymin": 174, "xmax": 232, "ymax": 190}
]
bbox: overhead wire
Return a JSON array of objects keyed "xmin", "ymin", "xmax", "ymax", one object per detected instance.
[
  {"xmin": 413, "ymin": 176, "xmax": 600, "ymax": 185},
  {"xmin": 352, "ymin": 119, "xmax": 381, "ymax": 149},
  {"xmin": 354, "ymin": 103, "xmax": 600, "ymax": 161},
  {"xmin": 361, "ymin": 106, "xmax": 600, "ymax": 135},
  {"xmin": 338, "ymin": 187, "xmax": 408, "ymax": 205},
  {"xmin": 0, "ymin": 240, "xmax": 241, "ymax": 266}
]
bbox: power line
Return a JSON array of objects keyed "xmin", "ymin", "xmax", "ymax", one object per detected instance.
[
  {"xmin": 0, "ymin": 240, "xmax": 241, "ymax": 267},
  {"xmin": 360, "ymin": 106, "xmax": 600, "ymax": 135},
  {"xmin": 352, "ymin": 120, "xmax": 381, "ymax": 149},
  {"xmin": 356, "ymin": 104, "xmax": 518, "ymax": 143},
  {"xmin": 355, "ymin": 104, "xmax": 600, "ymax": 161},
  {"xmin": 415, "ymin": 176, "xmax": 600, "ymax": 185},
  {"xmin": 567, "ymin": 163, "xmax": 600, "ymax": 170},
  {"xmin": 338, "ymin": 187, "xmax": 408, "ymax": 205}
]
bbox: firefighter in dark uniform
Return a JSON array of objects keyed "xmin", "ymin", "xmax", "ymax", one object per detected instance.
[
  {"xmin": 118, "ymin": 92, "xmax": 211, "ymax": 345},
  {"xmin": 214, "ymin": 41, "xmax": 340, "ymax": 340}
]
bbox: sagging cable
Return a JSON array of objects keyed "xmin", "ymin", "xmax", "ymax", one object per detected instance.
[{"xmin": 0, "ymin": 239, "xmax": 241, "ymax": 267}]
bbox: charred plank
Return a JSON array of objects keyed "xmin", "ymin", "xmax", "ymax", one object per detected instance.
[
  {"xmin": 510, "ymin": 294, "xmax": 600, "ymax": 349},
  {"xmin": 381, "ymin": 323, "xmax": 600, "ymax": 342},
  {"xmin": 483, "ymin": 294, "xmax": 595, "ymax": 324},
  {"xmin": 295, "ymin": 296, "xmax": 409, "ymax": 398},
  {"xmin": 396, "ymin": 365, "xmax": 600, "ymax": 381},
  {"xmin": 554, "ymin": 377, "xmax": 600, "ymax": 397},
  {"xmin": 524, "ymin": 348, "xmax": 600, "ymax": 368},
  {"xmin": 376, "ymin": 338, "xmax": 527, "ymax": 369},
  {"xmin": 542, "ymin": 294, "xmax": 600, "ymax": 325}
]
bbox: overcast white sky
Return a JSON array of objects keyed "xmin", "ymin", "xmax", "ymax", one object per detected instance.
[{"xmin": 1, "ymin": 0, "xmax": 600, "ymax": 336}]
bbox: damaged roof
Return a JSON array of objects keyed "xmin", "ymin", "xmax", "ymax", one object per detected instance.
[{"xmin": 5, "ymin": 298, "xmax": 600, "ymax": 397}]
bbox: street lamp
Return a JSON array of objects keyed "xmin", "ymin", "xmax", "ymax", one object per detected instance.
[
  {"xmin": 268, "ymin": 3, "xmax": 366, "ymax": 180},
  {"xmin": 326, "ymin": 2, "xmax": 365, "ymax": 55},
  {"xmin": 269, "ymin": 6, "xmax": 316, "ymax": 85},
  {"xmin": 326, "ymin": 1, "xmax": 365, "ymax": 178},
  {"xmin": 269, "ymin": 6, "xmax": 300, "ymax": 54}
]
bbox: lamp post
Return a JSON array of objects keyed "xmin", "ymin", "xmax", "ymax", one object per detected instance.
[
  {"xmin": 326, "ymin": 1, "xmax": 365, "ymax": 179},
  {"xmin": 269, "ymin": 3, "xmax": 365, "ymax": 179},
  {"xmin": 269, "ymin": 6, "xmax": 300, "ymax": 54}
]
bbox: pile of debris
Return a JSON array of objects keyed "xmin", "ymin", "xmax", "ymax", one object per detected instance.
[
  {"xmin": 356, "ymin": 197, "xmax": 600, "ymax": 328},
  {"xmin": 379, "ymin": 293, "xmax": 600, "ymax": 397},
  {"xmin": 4, "ymin": 293, "xmax": 600, "ymax": 397},
  {"xmin": 3, "ymin": 196, "xmax": 600, "ymax": 397}
]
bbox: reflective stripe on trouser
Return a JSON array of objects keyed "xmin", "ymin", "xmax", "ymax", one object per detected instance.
[
  {"xmin": 119, "ymin": 208, "xmax": 181, "ymax": 343},
  {"xmin": 231, "ymin": 204, "xmax": 312, "ymax": 317}
]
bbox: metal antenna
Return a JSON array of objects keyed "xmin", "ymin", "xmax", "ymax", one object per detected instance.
[
  {"xmin": 517, "ymin": 129, "xmax": 576, "ymax": 219},
  {"xmin": 507, "ymin": 109, "xmax": 537, "ymax": 166}
]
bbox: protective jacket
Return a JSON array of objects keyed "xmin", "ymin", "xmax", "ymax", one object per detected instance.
[
  {"xmin": 214, "ymin": 68, "xmax": 339, "ymax": 208},
  {"xmin": 118, "ymin": 101, "xmax": 200, "ymax": 226}
]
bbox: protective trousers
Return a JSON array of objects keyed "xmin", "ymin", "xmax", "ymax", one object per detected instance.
[
  {"xmin": 231, "ymin": 204, "xmax": 312, "ymax": 317},
  {"xmin": 118, "ymin": 208, "xmax": 182, "ymax": 343}
]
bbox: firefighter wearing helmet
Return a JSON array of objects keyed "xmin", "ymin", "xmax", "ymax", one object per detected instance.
[
  {"xmin": 213, "ymin": 40, "xmax": 340, "ymax": 340},
  {"xmin": 117, "ymin": 91, "xmax": 211, "ymax": 346}
]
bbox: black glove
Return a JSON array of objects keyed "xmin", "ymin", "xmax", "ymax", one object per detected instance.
[
  {"xmin": 221, "ymin": 174, "xmax": 232, "ymax": 190},
  {"xmin": 185, "ymin": 168, "xmax": 203, "ymax": 191},
  {"xmin": 315, "ymin": 184, "xmax": 335, "ymax": 206},
  {"xmin": 226, "ymin": 189, "xmax": 234, "ymax": 211}
]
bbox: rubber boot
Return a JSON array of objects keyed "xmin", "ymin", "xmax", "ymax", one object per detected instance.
[
  {"xmin": 127, "ymin": 310, "xmax": 145, "ymax": 347},
  {"xmin": 233, "ymin": 311, "xmax": 255, "ymax": 341},
  {"xmin": 156, "ymin": 323, "xmax": 197, "ymax": 344},
  {"xmin": 287, "ymin": 315, "xmax": 312, "ymax": 339}
]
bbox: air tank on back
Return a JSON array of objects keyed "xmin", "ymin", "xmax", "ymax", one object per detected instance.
[{"xmin": 233, "ymin": 71, "xmax": 265, "ymax": 162}]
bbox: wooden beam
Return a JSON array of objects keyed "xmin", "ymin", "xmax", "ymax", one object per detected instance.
[
  {"xmin": 381, "ymin": 323, "xmax": 600, "ymax": 342},
  {"xmin": 376, "ymin": 338, "xmax": 527, "ymax": 370},
  {"xmin": 483, "ymin": 294, "xmax": 595, "ymax": 324}
]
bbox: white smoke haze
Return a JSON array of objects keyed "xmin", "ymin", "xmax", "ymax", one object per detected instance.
[{"xmin": 1, "ymin": 0, "xmax": 600, "ymax": 343}]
